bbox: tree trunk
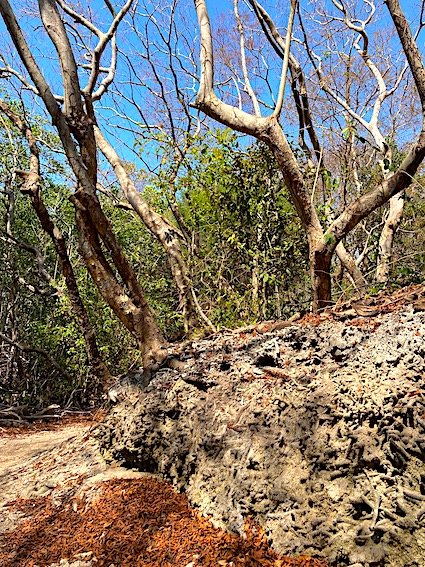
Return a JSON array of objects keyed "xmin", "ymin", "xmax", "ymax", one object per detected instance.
[
  {"xmin": 0, "ymin": 98, "xmax": 113, "ymax": 387},
  {"xmin": 29, "ymin": 190, "xmax": 113, "ymax": 386},
  {"xmin": 274, "ymin": 282, "xmax": 282, "ymax": 319},
  {"xmin": 259, "ymin": 120, "xmax": 334, "ymax": 311},
  {"xmin": 309, "ymin": 232, "xmax": 333, "ymax": 311},
  {"xmin": 376, "ymin": 193, "xmax": 404, "ymax": 283},
  {"xmin": 336, "ymin": 242, "xmax": 368, "ymax": 293},
  {"xmin": 93, "ymin": 126, "xmax": 215, "ymax": 336},
  {"xmin": 251, "ymin": 254, "xmax": 260, "ymax": 318},
  {"xmin": 73, "ymin": 205, "xmax": 166, "ymax": 370}
]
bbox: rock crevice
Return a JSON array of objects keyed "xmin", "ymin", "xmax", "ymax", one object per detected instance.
[{"xmin": 97, "ymin": 305, "xmax": 425, "ymax": 567}]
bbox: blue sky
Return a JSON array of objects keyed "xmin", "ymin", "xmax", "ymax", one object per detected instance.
[{"xmin": 0, "ymin": 0, "xmax": 423, "ymax": 174}]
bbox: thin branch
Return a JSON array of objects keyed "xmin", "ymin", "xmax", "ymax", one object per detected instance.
[
  {"xmin": 247, "ymin": 0, "xmax": 322, "ymax": 161},
  {"xmin": 2, "ymin": 230, "xmax": 57, "ymax": 289},
  {"xmin": 233, "ymin": 0, "xmax": 261, "ymax": 116},
  {"xmin": 39, "ymin": 0, "xmax": 84, "ymax": 119},
  {"xmin": 56, "ymin": 0, "xmax": 103, "ymax": 37},
  {"xmin": 83, "ymin": 0, "xmax": 133, "ymax": 97},
  {"xmin": 272, "ymin": 0, "xmax": 297, "ymax": 119}
]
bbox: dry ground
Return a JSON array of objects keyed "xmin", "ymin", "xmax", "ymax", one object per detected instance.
[{"xmin": 0, "ymin": 417, "xmax": 327, "ymax": 567}]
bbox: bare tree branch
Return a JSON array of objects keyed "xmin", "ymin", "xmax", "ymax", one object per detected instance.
[
  {"xmin": 0, "ymin": 329, "xmax": 73, "ymax": 381},
  {"xmin": 385, "ymin": 0, "xmax": 425, "ymax": 113},
  {"xmin": 272, "ymin": 0, "xmax": 297, "ymax": 119}
]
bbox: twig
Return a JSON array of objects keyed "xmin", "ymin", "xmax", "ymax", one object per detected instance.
[{"xmin": 0, "ymin": 331, "xmax": 73, "ymax": 381}]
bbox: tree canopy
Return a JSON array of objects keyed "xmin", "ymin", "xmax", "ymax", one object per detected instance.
[{"xmin": 0, "ymin": 0, "xmax": 424, "ymax": 406}]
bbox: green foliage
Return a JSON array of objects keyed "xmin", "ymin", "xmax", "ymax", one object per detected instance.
[
  {"xmin": 178, "ymin": 131, "xmax": 309, "ymax": 325},
  {"xmin": 324, "ymin": 232, "xmax": 335, "ymax": 246},
  {"xmin": 0, "ymin": 112, "xmax": 176, "ymax": 407},
  {"xmin": 4, "ymin": 115, "xmax": 422, "ymax": 411},
  {"xmin": 392, "ymin": 184, "xmax": 425, "ymax": 285}
]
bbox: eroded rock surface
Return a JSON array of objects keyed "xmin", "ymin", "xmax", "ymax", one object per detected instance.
[{"xmin": 97, "ymin": 302, "xmax": 425, "ymax": 567}]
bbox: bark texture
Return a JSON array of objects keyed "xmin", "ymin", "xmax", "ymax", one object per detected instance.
[
  {"xmin": 376, "ymin": 194, "xmax": 405, "ymax": 283},
  {"xmin": 94, "ymin": 126, "xmax": 215, "ymax": 335},
  {"xmin": 0, "ymin": 0, "xmax": 167, "ymax": 369}
]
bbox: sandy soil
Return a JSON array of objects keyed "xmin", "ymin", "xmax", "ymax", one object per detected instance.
[
  {"xmin": 0, "ymin": 425, "xmax": 88, "ymax": 476},
  {"xmin": 0, "ymin": 421, "xmax": 325, "ymax": 567}
]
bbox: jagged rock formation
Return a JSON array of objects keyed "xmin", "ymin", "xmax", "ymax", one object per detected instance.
[{"xmin": 97, "ymin": 289, "xmax": 425, "ymax": 567}]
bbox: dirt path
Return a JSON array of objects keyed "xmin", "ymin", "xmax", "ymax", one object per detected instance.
[
  {"xmin": 0, "ymin": 421, "xmax": 151, "ymax": 537},
  {"xmin": 0, "ymin": 425, "xmax": 88, "ymax": 475},
  {"xmin": 0, "ymin": 422, "xmax": 326, "ymax": 567}
]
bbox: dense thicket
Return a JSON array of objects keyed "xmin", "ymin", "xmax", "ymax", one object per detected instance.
[
  {"xmin": 0, "ymin": 120, "xmax": 309, "ymax": 406},
  {"xmin": 2, "ymin": 119, "xmax": 424, "ymax": 407},
  {"xmin": 0, "ymin": 0, "xmax": 424, "ymax": 407}
]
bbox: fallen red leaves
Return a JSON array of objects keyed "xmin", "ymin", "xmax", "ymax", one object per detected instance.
[{"xmin": 0, "ymin": 478, "xmax": 328, "ymax": 567}]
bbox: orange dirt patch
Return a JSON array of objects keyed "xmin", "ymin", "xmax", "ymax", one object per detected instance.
[
  {"xmin": 0, "ymin": 478, "xmax": 328, "ymax": 567},
  {"xmin": 0, "ymin": 410, "xmax": 106, "ymax": 438}
]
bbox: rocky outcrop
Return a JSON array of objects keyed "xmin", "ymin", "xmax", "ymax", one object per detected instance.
[{"xmin": 97, "ymin": 297, "xmax": 425, "ymax": 567}]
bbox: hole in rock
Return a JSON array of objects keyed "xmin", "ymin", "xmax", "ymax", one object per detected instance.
[
  {"xmin": 331, "ymin": 349, "xmax": 344, "ymax": 362},
  {"xmin": 182, "ymin": 378, "xmax": 214, "ymax": 392},
  {"xmin": 395, "ymin": 503, "xmax": 407, "ymax": 517},
  {"xmin": 165, "ymin": 409, "xmax": 181, "ymax": 420},
  {"xmin": 121, "ymin": 456, "xmax": 158, "ymax": 474},
  {"xmin": 351, "ymin": 499, "xmax": 373, "ymax": 520},
  {"xmin": 247, "ymin": 459, "xmax": 260, "ymax": 470},
  {"xmin": 256, "ymin": 354, "xmax": 277, "ymax": 367},
  {"xmin": 371, "ymin": 529, "xmax": 384, "ymax": 543}
]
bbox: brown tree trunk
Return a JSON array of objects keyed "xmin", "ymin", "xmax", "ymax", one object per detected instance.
[
  {"xmin": 0, "ymin": 98, "xmax": 113, "ymax": 387},
  {"xmin": 336, "ymin": 242, "xmax": 368, "ymax": 293},
  {"xmin": 314, "ymin": 259, "xmax": 332, "ymax": 310},
  {"xmin": 94, "ymin": 126, "xmax": 215, "ymax": 336},
  {"xmin": 29, "ymin": 191, "xmax": 113, "ymax": 386},
  {"xmin": 309, "ymin": 237, "xmax": 333, "ymax": 311},
  {"xmin": 258, "ymin": 119, "xmax": 333, "ymax": 311},
  {"xmin": 73, "ymin": 204, "xmax": 166, "ymax": 370},
  {"xmin": 251, "ymin": 254, "xmax": 260, "ymax": 319}
]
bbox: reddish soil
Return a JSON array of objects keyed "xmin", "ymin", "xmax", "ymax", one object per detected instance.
[
  {"xmin": 0, "ymin": 411, "xmax": 106, "ymax": 438},
  {"xmin": 0, "ymin": 478, "xmax": 328, "ymax": 567}
]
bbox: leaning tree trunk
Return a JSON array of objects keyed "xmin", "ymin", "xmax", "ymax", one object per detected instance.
[
  {"xmin": 0, "ymin": 98, "xmax": 113, "ymax": 387},
  {"xmin": 73, "ymin": 203, "xmax": 166, "ymax": 370},
  {"xmin": 94, "ymin": 126, "xmax": 216, "ymax": 336},
  {"xmin": 29, "ymin": 190, "xmax": 113, "ymax": 385},
  {"xmin": 336, "ymin": 242, "xmax": 368, "ymax": 294},
  {"xmin": 67, "ymin": 135, "xmax": 168, "ymax": 370},
  {"xmin": 0, "ymin": 0, "xmax": 168, "ymax": 371}
]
